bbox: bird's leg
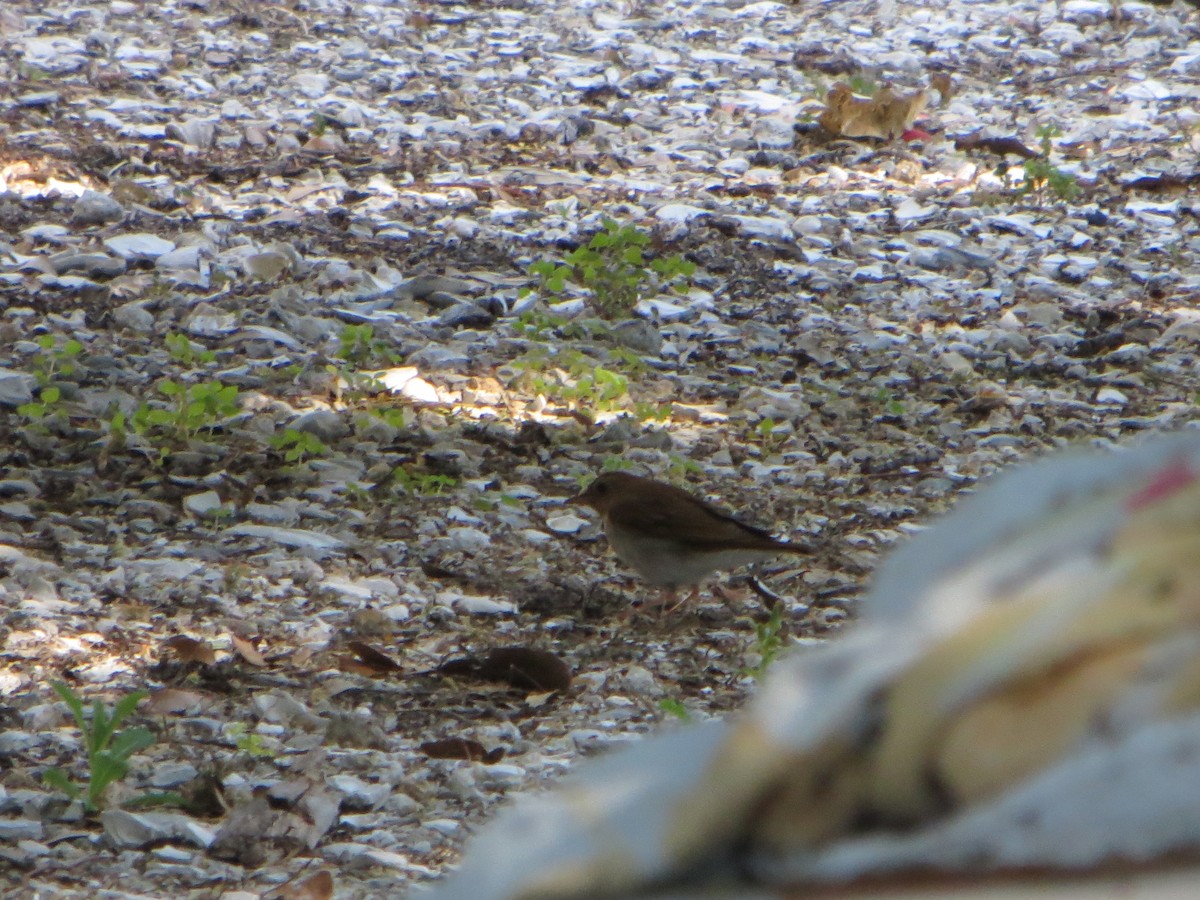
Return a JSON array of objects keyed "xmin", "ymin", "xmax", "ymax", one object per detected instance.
[{"xmin": 662, "ymin": 585, "xmax": 700, "ymax": 615}]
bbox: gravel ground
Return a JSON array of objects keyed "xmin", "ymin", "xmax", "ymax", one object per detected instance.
[{"xmin": 2, "ymin": 0, "xmax": 1200, "ymax": 895}]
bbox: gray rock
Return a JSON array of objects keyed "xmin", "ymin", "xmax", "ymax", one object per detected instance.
[
  {"xmin": 0, "ymin": 371, "xmax": 34, "ymax": 407},
  {"xmin": 438, "ymin": 302, "xmax": 496, "ymax": 329},
  {"xmin": 101, "ymin": 810, "xmax": 216, "ymax": 849},
  {"xmin": 16, "ymin": 91, "xmax": 59, "ymax": 108},
  {"xmin": 113, "ymin": 300, "xmax": 155, "ymax": 333},
  {"xmin": 0, "ymin": 818, "xmax": 43, "ymax": 841},
  {"xmin": 149, "ymin": 763, "xmax": 200, "ymax": 789},
  {"xmin": 72, "ymin": 191, "xmax": 124, "ymax": 225},
  {"xmin": 166, "ymin": 118, "xmax": 217, "ymax": 148},
  {"xmin": 50, "ymin": 252, "xmax": 127, "ymax": 278},
  {"xmin": 611, "ymin": 319, "xmax": 662, "ymax": 354},
  {"xmin": 104, "ymin": 233, "xmax": 176, "ymax": 260},
  {"xmin": 293, "ymin": 408, "xmax": 350, "ymax": 441}
]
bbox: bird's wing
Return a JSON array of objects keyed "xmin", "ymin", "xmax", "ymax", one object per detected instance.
[{"xmin": 609, "ymin": 493, "xmax": 788, "ymax": 551}]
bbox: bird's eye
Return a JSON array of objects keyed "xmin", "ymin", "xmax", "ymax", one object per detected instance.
[{"xmin": 593, "ymin": 482, "xmax": 607, "ymax": 495}]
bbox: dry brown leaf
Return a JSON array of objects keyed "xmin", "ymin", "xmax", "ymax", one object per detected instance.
[
  {"xmin": 930, "ymin": 72, "xmax": 954, "ymax": 103},
  {"xmin": 1125, "ymin": 173, "xmax": 1197, "ymax": 195},
  {"xmin": 953, "ymin": 133, "xmax": 1039, "ymax": 159},
  {"xmin": 437, "ymin": 647, "xmax": 573, "ymax": 693},
  {"xmin": 230, "ymin": 633, "xmax": 267, "ymax": 667},
  {"xmin": 162, "ymin": 635, "xmax": 217, "ymax": 665},
  {"xmin": 273, "ymin": 869, "xmax": 334, "ymax": 900},
  {"xmin": 144, "ymin": 687, "xmax": 211, "ymax": 715},
  {"xmin": 346, "ymin": 640, "xmax": 403, "ymax": 674},
  {"xmin": 336, "ymin": 656, "xmax": 396, "ymax": 678},
  {"xmin": 421, "ymin": 737, "xmax": 506, "ymax": 764},
  {"xmin": 817, "ymin": 83, "xmax": 927, "ymax": 140}
]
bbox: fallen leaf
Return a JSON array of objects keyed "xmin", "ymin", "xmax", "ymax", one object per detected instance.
[
  {"xmin": 953, "ymin": 133, "xmax": 1039, "ymax": 159},
  {"xmin": 274, "ymin": 870, "xmax": 334, "ymax": 900},
  {"xmin": 930, "ymin": 72, "xmax": 954, "ymax": 102},
  {"xmin": 231, "ymin": 633, "xmax": 267, "ymax": 667},
  {"xmin": 144, "ymin": 687, "xmax": 211, "ymax": 715},
  {"xmin": 162, "ymin": 635, "xmax": 217, "ymax": 665},
  {"xmin": 437, "ymin": 647, "xmax": 573, "ymax": 693},
  {"xmin": 421, "ymin": 737, "xmax": 506, "ymax": 764},
  {"xmin": 817, "ymin": 83, "xmax": 927, "ymax": 140},
  {"xmin": 1124, "ymin": 173, "xmax": 1197, "ymax": 195},
  {"xmin": 346, "ymin": 641, "xmax": 403, "ymax": 673}
]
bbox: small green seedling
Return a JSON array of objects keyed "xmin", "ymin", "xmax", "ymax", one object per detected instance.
[
  {"xmin": 227, "ymin": 723, "xmax": 277, "ymax": 760},
  {"xmin": 742, "ymin": 604, "xmax": 787, "ymax": 681},
  {"xmin": 166, "ymin": 332, "xmax": 217, "ymax": 367},
  {"xmin": 393, "ymin": 467, "xmax": 458, "ymax": 495},
  {"xmin": 18, "ymin": 385, "xmax": 64, "ymax": 422},
  {"xmin": 659, "ymin": 698, "xmax": 691, "ymax": 721},
  {"xmin": 27, "ymin": 333, "xmax": 84, "ymax": 386},
  {"xmin": 1018, "ymin": 125, "xmax": 1080, "ymax": 202},
  {"xmin": 132, "ymin": 379, "xmax": 240, "ymax": 442},
  {"xmin": 337, "ymin": 323, "xmax": 399, "ymax": 368},
  {"xmin": 524, "ymin": 217, "xmax": 696, "ymax": 320},
  {"xmin": 270, "ymin": 428, "xmax": 328, "ymax": 463},
  {"xmin": 42, "ymin": 682, "xmax": 154, "ymax": 812}
]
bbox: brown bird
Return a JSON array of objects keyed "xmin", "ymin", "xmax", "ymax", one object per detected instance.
[{"xmin": 572, "ymin": 471, "xmax": 807, "ymax": 606}]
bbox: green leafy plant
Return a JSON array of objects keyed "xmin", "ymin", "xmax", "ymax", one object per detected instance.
[
  {"xmin": 26, "ymin": 333, "xmax": 84, "ymax": 387},
  {"xmin": 106, "ymin": 409, "xmax": 129, "ymax": 453},
  {"xmin": 513, "ymin": 348, "xmax": 631, "ymax": 414},
  {"xmin": 367, "ymin": 408, "xmax": 411, "ymax": 430},
  {"xmin": 525, "ymin": 217, "xmax": 696, "ymax": 320},
  {"xmin": 749, "ymin": 417, "xmax": 791, "ymax": 455},
  {"xmin": 606, "ymin": 346, "xmax": 650, "ymax": 376},
  {"xmin": 659, "ymin": 698, "xmax": 691, "ymax": 721},
  {"xmin": 1019, "ymin": 125, "xmax": 1080, "ymax": 202},
  {"xmin": 18, "ymin": 385, "xmax": 64, "ymax": 422},
  {"xmin": 42, "ymin": 683, "xmax": 154, "ymax": 812},
  {"xmin": 846, "ymin": 73, "xmax": 878, "ymax": 96},
  {"xmin": 632, "ymin": 401, "xmax": 671, "ymax": 422},
  {"xmin": 393, "ymin": 466, "xmax": 458, "ymax": 495},
  {"xmin": 514, "ymin": 309, "xmax": 570, "ymax": 339},
  {"xmin": 269, "ymin": 427, "xmax": 328, "ymax": 463},
  {"xmin": 600, "ymin": 456, "xmax": 637, "ymax": 475},
  {"xmin": 166, "ymin": 332, "xmax": 217, "ymax": 367},
  {"xmin": 227, "ymin": 723, "xmax": 276, "ymax": 760},
  {"xmin": 132, "ymin": 379, "xmax": 240, "ymax": 443},
  {"xmin": 742, "ymin": 605, "xmax": 787, "ymax": 681},
  {"xmin": 666, "ymin": 454, "xmax": 704, "ymax": 479},
  {"xmin": 337, "ymin": 323, "xmax": 398, "ymax": 368}
]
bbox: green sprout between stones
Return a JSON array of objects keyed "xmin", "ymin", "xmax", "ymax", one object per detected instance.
[
  {"xmin": 524, "ymin": 217, "xmax": 696, "ymax": 320},
  {"xmin": 18, "ymin": 334, "xmax": 83, "ymax": 423},
  {"xmin": 873, "ymin": 387, "xmax": 907, "ymax": 417},
  {"xmin": 1018, "ymin": 125, "xmax": 1080, "ymax": 202},
  {"xmin": 269, "ymin": 427, "xmax": 328, "ymax": 463},
  {"xmin": 632, "ymin": 401, "xmax": 671, "ymax": 423},
  {"xmin": 846, "ymin": 73, "xmax": 878, "ymax": 96},
  {"xmin": 227, "ymin": 723, "xmax": 276, "ymax": 760},
  {"xmin": 336, "ymin": 323, "xmax": 399, "ymax": 368},
  {"xmin": 27, "ymin": 333, "xmax": 83, "ymax": 386},
  {"xmin": 512, "ymin": 348, "xmax": 631, "ymax": 415},
  {"xmin": 750, "ymin": 417, "xmax": 791, "ymax": 455},
  {"xmin": 666, "ymin": 454, "xmax": 704, "ymax": 480},
  {"xmin": 132, "ymin": 379, "xmax": 241, "ymax": 443},
  {"xmin": 393, "ymin": 467, "xmax": 458, "ymax": 495},
  {"xmin": 18, "ymin": 385, "xmax": 64, "ymax": 423},
  {"xmin": 659, "ymin": 698, "xmax": 691, "ymax": 721},
  {"xmin": 41, "ymin": 682, "xmax": 154, "ymax": 813},
  {"xmin": 600, "ymin": 456, "xmax": 637, "ymax": 475},
  {"xmin": 165, "ymin": 332, "xmax": 217, "ymax": 367},
  {"xmin": 742, "ymin": 604, "xmax": 787, "ymax": 681}
]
